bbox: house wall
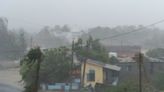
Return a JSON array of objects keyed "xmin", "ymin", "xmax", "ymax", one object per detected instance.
[
  {"xmin": 117, "ymin": 61, "xmax": 164, "ymax": 82},
  {"xmin": 103, "ymin": 69, "xmax": 119, "ymax": 84},
  {"xmin": 81, "ymin": 62, "xmax": 103, "ymax": 87}
]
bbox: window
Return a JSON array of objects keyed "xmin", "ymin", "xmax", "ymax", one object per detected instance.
[
  {"xmin": 87, "ymin": 70, "xmax": 95, "ymax": 81},
  {"xmin": 111, "ymin": 70, "xmax": 117, "ymax": 77},
  {"xmin": 150, "ymin": 62, "xmax": 154, "ymax": 74},
  {"xmin": 126, "ymin": 65, "xmax": 132, "ymax": 71}
]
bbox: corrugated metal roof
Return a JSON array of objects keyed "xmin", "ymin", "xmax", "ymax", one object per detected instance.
[
  {"xmin": 104, "ymin": 64, "xmax": 121, "ymax": 71},
  {"xmin": 86, "ymin": 59, "xmax": 121, "ymax": 71},
  {"xmin": 86, "ymin": 59, "xmax": 104, "ymax": 67}
]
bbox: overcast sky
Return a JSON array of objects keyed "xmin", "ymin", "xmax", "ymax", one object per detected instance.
[{"xmin": 0, "ymin": 0, "xmax": 164, "ymax": 32}]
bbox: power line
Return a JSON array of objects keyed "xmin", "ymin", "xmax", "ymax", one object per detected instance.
[
  {"xmin": 1, "ymin": 19, "xmax": 164, "ymax": 52},
  {"xmin": 100, "ymin": 19, "xmax": 164, "ymax": 40},
  {"xmin": 7, "ymin": 16, "xmax": 164, "ymax": 41}
]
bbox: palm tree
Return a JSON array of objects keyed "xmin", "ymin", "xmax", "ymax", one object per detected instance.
[{"xmin": 20, "ymin": 47, "xmax": 43, "ymax": 92}]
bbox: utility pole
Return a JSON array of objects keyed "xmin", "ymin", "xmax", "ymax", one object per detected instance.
[
  {"xmin": 82, "ymin": 58, "xmax": 87, "ymax": 87},
  {"xmin": 70, "ymin": 40, "xmax": 74, "ymax": 92},
  {"xmin": 81, "ymin": 42, "xmax": 89, "ymax": 88},
  {"xmin": 134, "ymin": 52, "xmax": 143, "ymax": 92},
  {"xmin": 138, "ymin": 53, "xmax": 143, "ymax": 92}
]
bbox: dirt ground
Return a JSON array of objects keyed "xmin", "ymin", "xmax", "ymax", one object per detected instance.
[{"xmin": 0, "ymin": 60, "xmax": 23, "ymax": 89}]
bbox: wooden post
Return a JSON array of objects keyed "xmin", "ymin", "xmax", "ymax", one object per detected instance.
[
  {"xmin": 82, "ymin": 59, "xmax": 87, "ymax": 87},
  {"xmin": 138, "ymin": 53, "xmax": 143, "ymax": 92},
  {"xmin": 70, "ymin": 40, "xmax": 74, "ymax": 92}
]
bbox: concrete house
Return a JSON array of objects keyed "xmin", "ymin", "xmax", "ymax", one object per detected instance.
[
  {"xmin": 81, "ymin": 59, "xmax": 121, "ymax": 87},
  {"xmin": 117, "ymin": 57, "xmax": 164, "ymax": 82}
]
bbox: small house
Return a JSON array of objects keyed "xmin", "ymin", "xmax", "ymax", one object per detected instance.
[
  {"xmin": 81, "ymin": 59, "xmax": 121, "ymax": 87},
  {"xmin": 105, "ymin": 45, "xmax": 141, "ymax": 58}
]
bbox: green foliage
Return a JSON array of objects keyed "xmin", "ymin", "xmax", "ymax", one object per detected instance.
[
  {"xmin": 110, "ymin": 56, "xmax": 119, "ymax": 64},
  {"xmin": 27, "ymin": 47, "xmax": 42, "ymax": 61},
  {"xmin": 154, "ymin": 72, "xmax": 164, "ymax": 90},
  {"xmin": 20, "ymin": 46, "xmax": 72, "ymax": 92},
  {"xmin": 20, "ymin": 60, "xmax": 38, "ymax": 92},
  {"xmin": 99, "ymin": 79, "xmax": 140, "ymax": 92},
  {"xmin": 101, "ymin": 78, "xmax": 157, "ymax": 92},
  {"xmin": 118, "ymin": 80, "xmax": 139, "ymax": 92},
  {"xmin": 20, "ymin": 47, "xmax": 43, "ymax": 92},
  {"xmin": 40, "ymin": 47, "xmax": 71, "ymax": 83},
  {"xmin": 74, "ymin": 36, "xmax": 110, "ymax": 63},
  {"xmin": 146, "ymin": 48, "xmax": 164, "ymax": 58}
]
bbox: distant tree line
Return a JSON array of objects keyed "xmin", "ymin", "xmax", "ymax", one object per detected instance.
[
  {"xmin": 80, "ymin": 26, "xmax": 164, "ymax": 49},
  {"xmin": 0, "ymin": 17, "xmax": 27, "ymax": 60},
  {"xmin": 34, "ymin": 25, "xmax": 70, "ymax": 48},
  {"xmin": 146, "ymin": 48, "xmax": 164, "ymax": 58}
]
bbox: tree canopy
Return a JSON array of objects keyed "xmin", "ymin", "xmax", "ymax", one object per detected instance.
[
  {"xmin": 20, "ymin": 47, "xmax": 43, "ymax": 92},
  {"xmin": 40, "ymin": 47, "xmax": 71, "ymax": 83},
  {"xmin": 20, "ymin": 46, "xmax": 72, "ymax": 90},
  {"xmin": 74, "ymin": 36, "xmax": 110, "ymax": 63},
  {"xmin": 154, "ymin": 72, "xmax": 164, "ymax": 90},
  {"xmin": 146, "ymin": 48, "xmax": 164, "ymax": 58}
]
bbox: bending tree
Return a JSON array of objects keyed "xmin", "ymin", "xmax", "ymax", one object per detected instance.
[
  {"xmin": 74, "ymin": 36, "xmax": 110, "ymax": 63},
  {"xmin": 20, "ymin": 47, "xmax": 43, "ymax": 92},
  {"xmin": 39, "ymin": 47, "xmax": 71, "ymax": 84}
]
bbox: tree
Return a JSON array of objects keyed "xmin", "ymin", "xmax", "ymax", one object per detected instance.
[
  {"xmin": 102, "ymin": 79, "xmax": 156, "ymax": 92},
  {"xmin": 110, "ymin": 56, "xmax": 119, "ymax": 64},
  {"xmin": 54, "ymin": 25, "xmax": 61, "ymax": 31},
  {"xmin": 35, "ymin": 26, "xmax": 69, "ymax": 48},
  {"xmin": 61, "ymin": 25, "xmax": 70, "ymax": 32},
  {"xmin": 0, "ymin": 17, "xmax": 27, "ymax": 60},
  {"xmin": 0, "ymin": 17, "xmax": 8, "ymax": 32},
  {"xmin": 20, "ymin": 46, "xmax": 72, "ymax": 91},
  {"xmin": 95, "ymin": 79, "xmax": 139, "ymax": 92},
  {"xmin": 80, "ymin": 25, "xmax": 164, "ymax": 48},
  {"xmin": 19, "ymin": 29, "xmax": 27, "ymax": 50},
  {"xmin": 20, "ymin": 47, "xmax": 43, "ymax": 92},
  {"xmin": 146, "ymin": 48, "xmax": 164, "ymax": 58},
  {"xmin": 154, "ymin": 72, "xmax": 164, "ymax": 90},
  {"xmin": 39, "ymin": 47, "xmax": 71, "ymax": 84},
  {"xmin": 0, "ymin": 17, "xmax": 10, "ymax": 59},
  {"xmin": 74, "ymin": 36, "xmax": 110, "ymax": 63}
]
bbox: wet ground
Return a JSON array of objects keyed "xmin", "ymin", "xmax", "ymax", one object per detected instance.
[
  {"xmin": 0, "ymin": 60, "xmax": 22, "ymax": 92},
  {"xmin": 0, "ymin": 83, "xmax": 21, "ymax": 92}
]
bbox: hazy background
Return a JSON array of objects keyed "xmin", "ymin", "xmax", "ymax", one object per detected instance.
[{"xmin": 1, "ymin": 0, "xmax": 164, "ymax": 32}]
